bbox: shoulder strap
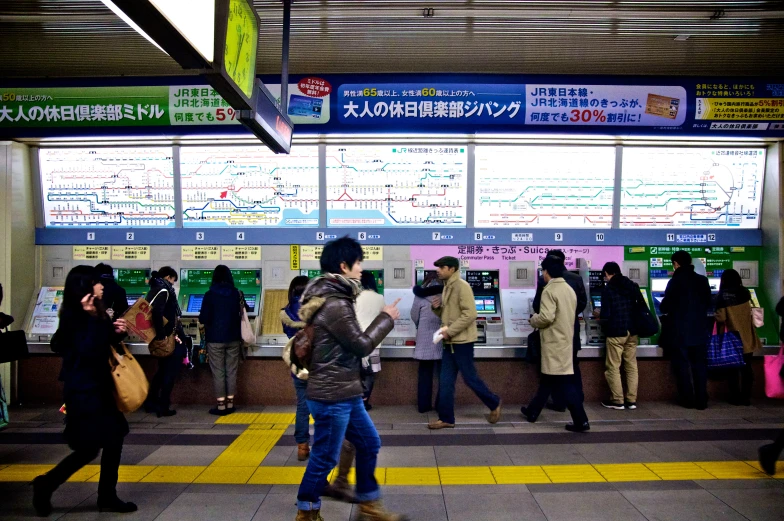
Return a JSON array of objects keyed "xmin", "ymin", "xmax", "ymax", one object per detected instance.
[{"xmin": 149, "ymin": 288, "xmax": 169, "ymax": 306}]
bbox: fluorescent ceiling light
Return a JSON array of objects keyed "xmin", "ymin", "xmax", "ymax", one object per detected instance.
[
  {"xmin": 101, "ymin": 0, "xmax": 168, "ymax": 55},
  {"xmin": 149, "ymin": 0, "xmax": 216, "ymax": 63}
]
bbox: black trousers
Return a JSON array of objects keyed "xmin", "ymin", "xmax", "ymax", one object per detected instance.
[
  {"xmin": 728, "ymin": 353, "xmax": 754, "ymax": 402},
  {"xmin": 42, "ymin": 439, "xmax": 123, "ymax": 498},
  {"xmin": 148, "ymin": 352, "xmax": 182, "ymax": 411},
  {"xmin": 528, "ymin": 353, "xmax": 582, "ymax": 416},
  {"xmin": 417, "ymin": 360, "xmax": 441, "ymax": 413},
  {"xmin": 672, "ymin": 344, "xmax": 708, "ymax": 408},
  {"xmin": 540, "ymin": 374, "xmax": 589, "ymax": 425}
]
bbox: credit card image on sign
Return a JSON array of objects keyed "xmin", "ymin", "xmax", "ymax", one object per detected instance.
[{"xmin": 288, "ymin": 94, "xmax": 323, "ymax": 119}]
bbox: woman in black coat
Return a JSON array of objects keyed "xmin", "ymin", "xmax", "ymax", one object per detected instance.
[
  {"xmin": 33, "ymin": 265, "xmax": 136, "ymax": 515},
  {"xmin": 143, "ymin": 266, "xmax": 186, "ymax": 417}
]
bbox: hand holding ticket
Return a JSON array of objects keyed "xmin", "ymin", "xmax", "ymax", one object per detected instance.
[{"xmin": 432, "ymin": 331, "xmax": 444, "ymax": 344}]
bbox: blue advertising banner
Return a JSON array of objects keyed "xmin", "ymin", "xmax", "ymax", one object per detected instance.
[{"xmin": 1, "ymin": 74, "xmax": 783, "ymax": 137}]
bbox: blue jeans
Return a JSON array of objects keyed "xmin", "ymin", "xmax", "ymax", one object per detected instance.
[
  {"xmin": 292, "ymin": 376, "xmax": 310, "ymax": 444},
  {"xmin": 437, "ymin": 342, "xmax": 500, "ymax": 425},
  {"xmin": 297, "ymin": 396, "xmax": 381, "ymax": 511}
]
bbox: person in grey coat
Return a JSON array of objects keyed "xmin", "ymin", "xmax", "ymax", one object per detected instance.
[{"xmin": 410, "ymin": 276, "xmax": 443, "ymax": 413}]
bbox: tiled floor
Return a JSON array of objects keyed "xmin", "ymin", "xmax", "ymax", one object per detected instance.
[{"xmin": 1, "ymin": 401, "xmax": 784, "ymax": 520}]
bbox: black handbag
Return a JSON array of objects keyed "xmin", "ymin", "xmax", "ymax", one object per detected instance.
[
  {"xmin": 525, "ymin": 330, "xmax": 541, "ymax": 364},
  {"xmin": 633, "ymin": 297, "xmax": 660, "ymax": 338},
  {"xmin": 0, "ymin": 328, "xmax": 29, "ymax": 363}
]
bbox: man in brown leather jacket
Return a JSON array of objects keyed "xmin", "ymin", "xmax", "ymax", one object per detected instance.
[{"xmin": 295, "ymin": 237, "xmax": 408, "ymax": 521}]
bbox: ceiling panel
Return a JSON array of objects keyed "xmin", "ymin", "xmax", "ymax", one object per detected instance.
[{"xmin": 0, "ymin": 0, "xmax": 782, "ymax": 78}]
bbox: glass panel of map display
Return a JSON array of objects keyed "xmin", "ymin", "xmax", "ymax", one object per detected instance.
[
  {"xmin": 179, "ymin": 146, "xmax": 319, "ymax": 226},
  {"xmin": 474, "ymin": 146, "xmax": 616, "ymax": 228},
  {"xmin": 620, "ymin": 148, "xmax": 766, "ymax": 228},
  {"xmin": 326, "ymin": 145, "xmax": 467, "ymax": 227},
  {"xmin": 39, "ymin": 147, "xmax": 175, "ymax": 227}
]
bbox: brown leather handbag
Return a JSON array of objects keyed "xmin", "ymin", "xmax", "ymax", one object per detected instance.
[
  {"xmin": 109, "ymin": 343, "xmax": 149, "ymax": 413},
  {"xmin": 148, "ymin": 332, "xmax": 176, "ymax": 358}
]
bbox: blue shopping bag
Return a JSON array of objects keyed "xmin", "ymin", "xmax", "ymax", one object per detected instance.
[{"xmin": 707, "ymin": 323, "xmax": 745, "ymax": 368}]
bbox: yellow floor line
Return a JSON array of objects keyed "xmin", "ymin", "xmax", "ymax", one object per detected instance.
[
  {"xmin": 0, "ymin": 461, "xmax": 781, "ymax": 485},
  {"xmin": 210, "ymin": 429, "xmax": 287, "ymax": 467}
]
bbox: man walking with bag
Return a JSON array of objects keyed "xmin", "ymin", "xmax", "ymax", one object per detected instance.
[{"xmin": 428, "ymin": 256, "xmax": 502, "ymax": 429}]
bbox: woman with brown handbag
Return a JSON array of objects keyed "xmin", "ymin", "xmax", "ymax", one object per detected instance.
[
  {"xmin": 143, "ymin": 267, "xmax": 186, "ymax": 417},
  {"xmin": 32, "ymin": 265, "xmax": 136, "ymax": 516}
]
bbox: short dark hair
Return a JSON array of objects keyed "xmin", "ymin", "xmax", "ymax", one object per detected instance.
[
  {"xmin": 95, "ymin": 263, "xmax": 114, "ymax": 276},
  {"xmin": 360, "ymin": 271, "xmax": 378, "ymax": 292},
  {"xmin": 602, "ymin": 262, "xmax": 621, "ymax": 276},
  {"xmin": 288, "ymin": 275, "xmax": 309, "ymax": 304},
  {"xmin": 152, "ymin": 266, "xmax": 178, "ymax": 282},
  {"xmin": 211, "ymin": 265, "xmax": 235, "ymax": 287},
  {"xmin": 671, "ymin": 250, "xmax": 692, "ymax": 267},
  {"xmin": 320, "ymin": 236, "xmax": 363, "ymax": 274},
  {"xmin": 542, "ymin": 256, "xmax": 565, "ymax": 278},
  {"xmin": 547, "ymin": 249, "xmax": 566, "ymax": 261}
]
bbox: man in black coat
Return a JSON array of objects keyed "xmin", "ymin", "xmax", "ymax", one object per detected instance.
[
  {"xmin": 660, "ymin": 250, "xmax": 713, "ymax": 409},
  {"xmin": 522, "ymin": 250, "xmax": 588, "ymax": 421}
]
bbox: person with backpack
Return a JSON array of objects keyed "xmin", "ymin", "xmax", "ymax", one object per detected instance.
[
  {"xmin": 143, "ymin": 267, "xmax": 185, "ymax": 418},
  {"xmin": 200, "ymin": 265, "xmax": 244, "ymax": 416},
  {"xmin": 32, "ymin": 266, "xmax": 136, "ymax": 515},
  {"xmin": 293, "ymin": 237, "xmax": 408, "ymax": 521},
  {"xmin": 594, "ymin": 261, "xmax": 642, "ymax": 410},
  {"xmin": 281, "ymin": 275, "xmax": 311, "ymax": 460}
]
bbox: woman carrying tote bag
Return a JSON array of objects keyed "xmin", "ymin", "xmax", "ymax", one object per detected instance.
[{"xmin": 32, "ymin": 266, "xmax": 137, "ymax": 516}]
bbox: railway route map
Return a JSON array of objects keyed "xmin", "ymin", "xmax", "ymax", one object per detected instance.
[
  {"xmin": 40, "ymin": 147, "xmax": 175, "ymax": 227},
  {"xmin": 475, "ymin": 146, "xmax": 616, "ymax": 228},
  {"xmin": 180, "ymin": 146, "xmax": 319, "ymax": 226},
  {"xmin": 326, "ymin": 145, "xmax": 467, "ymax": 227},
  {"xmin": 620, "ymin": 148, "xmax": 765, "ymax": 228}
]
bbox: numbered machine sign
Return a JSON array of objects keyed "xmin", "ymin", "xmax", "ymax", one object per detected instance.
[
  {"xmin": 432, "ymin": 232, "xmax": 441, "ymax": 241},
  {"xmin": 474, "ymin": 232, "xmax": 483, "ymax": 241},
  {"xmin": 358, "ymin": 232, "xmax": 367, "ymax": 241},
  {"xmin": 595, "ymin": 233, "xmax": 605, "ymax": 242},
  {"xmin": 126, "ymin": 232, "xmax": 135, "ymax": 241},
  {"xmin": 196, "ymin": 232, "xmax": 205, "ymax": 241},
  {"xmin": 554, "ymin": 233, "xmax": 564, "ymax": 242},
  {"xmin": 236, "ymin": 232, "xmax": 245, "ymax": 241},
  {"xmin": 316, "ymin": 232, "xmax": 325, "ymax": 241},
  {"xmin": 666, "ymin": 233, "xmax": 675, "ymax": 242}
]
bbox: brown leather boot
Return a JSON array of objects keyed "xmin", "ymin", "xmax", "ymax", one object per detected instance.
[
  {"xmin": 357, "ymin": 500, "xmax": 410, "ymax": 521},
  {"xmin": 297, "ymin": 442, "xmax": 310, "ymax": 461},
  {"xmin": 322, "ymin": 440, "xmax": 357, "ymax": 503},
  {"xmin": 295, "ymin": 509, "xmax": 323, "ymax": 521}
]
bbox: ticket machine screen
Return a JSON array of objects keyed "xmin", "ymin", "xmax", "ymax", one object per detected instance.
[
  {"xmin": 475, "ymin": 295, "xmax": 497, "ymax": 314},
  {"xmin": 244, "ymin": 294, "xmax": 257, "ymax": 313},
  {"xmin": 187, "ymin": 294, "xmax": 205, "ymax": 313},
  {"xmin": 126, "ymin": 294, "xmax": 143, "ymax": 306}
]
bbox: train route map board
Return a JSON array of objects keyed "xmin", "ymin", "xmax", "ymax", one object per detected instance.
[
  {"xmin": 620, "ymin": 148, "xmax": 766, "ymax": 228},
  {"xmin": 180, "ymin": 146, "xmax": 319, "ymax": 227},
  {"xmin": 39, "ymin": 147, "xmax": 175, "ymax": 227},
  {"xmin": 475, "ymin": 146, "xmax": 616, "ymax": 228},
  {"xmin": 326, "ymin": 145, "xmax": 467, "ymax": 227}
]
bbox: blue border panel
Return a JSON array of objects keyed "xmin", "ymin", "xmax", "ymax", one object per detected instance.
[{"xmin": 36, "ymin": 227, "xmax": 763, "ymax": 246}]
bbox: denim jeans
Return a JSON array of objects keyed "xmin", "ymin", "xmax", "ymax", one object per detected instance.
[
  {"xmin": 437, "ymin": 343, "xmax": 500, "ymax": 425},
  {"xmin": 297, "ymin": 396, "xmax": 381, "ymax": 511},
  {"xmin": 292, "ymin": 376, "xmax": 310, "ymax": 444}
]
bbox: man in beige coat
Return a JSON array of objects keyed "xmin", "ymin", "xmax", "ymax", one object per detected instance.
[
  {"xmin": 530, "ymin": 257, "xmax": 590, "ymax": 432},
  {"xmin": 427, "ymin": 256, "xmax": 502, "ymax": 429}
]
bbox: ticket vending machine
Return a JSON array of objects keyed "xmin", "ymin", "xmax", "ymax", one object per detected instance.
[
  {"xmin": 584, "ymin": 269, "xmax": 606, "ymax": 346},
  {"xmin": 24, "ymin": 286, "xmax": 64, "ymax": 342},
  {"xmin": 178, "ymin": 269, "xmax": 262, "ymax": 344},
  {"xmin": 463, "ymin": 270, "xmax": 503, "ymax": 345}
]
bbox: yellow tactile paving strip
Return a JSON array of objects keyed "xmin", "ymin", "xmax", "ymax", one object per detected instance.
[
  {"xmin": 211, "ymin": 429, "xmax": 287, "ymax": 467},
  {"xmin": 0, "ymin": 460, "xmax": 781, "ymax": 485}
]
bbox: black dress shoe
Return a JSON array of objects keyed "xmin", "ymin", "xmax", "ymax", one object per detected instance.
[
  {"xmin": 143, "ymin": 401, "xmax": 157, "ymax": 414},
  {"xmin": 565, "ymin": 422, "xmax": 590, "ymax": 433},
  {"xmin": 31, "ymin": 476, "xmax": 53, "ymax": 517},
  {"xmin": 520, "ymin": 406, "xmax": 538, "ymax": 423},
  {"xmin": 157, "ymin": 409, "xmax": 176, "ymax": 418},
  {"xmin": 97, "ymin": 497, "xmax": 138, "ymax": 513},
  {"xmin": 759, "ymin": 444, "xmax": 781, "ymax": 476}
]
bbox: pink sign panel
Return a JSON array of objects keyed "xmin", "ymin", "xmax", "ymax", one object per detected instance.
[{"xmin": 409, "ymin": 245, "xmax": 624, "ymax": 288}]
